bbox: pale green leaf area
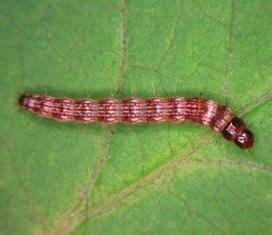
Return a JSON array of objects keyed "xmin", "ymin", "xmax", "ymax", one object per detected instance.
[{"xmin": 0, "ymin": 0, "xmax": 271, "ymax": 235}]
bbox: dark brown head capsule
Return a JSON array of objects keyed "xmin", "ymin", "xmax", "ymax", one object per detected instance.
[{"xmin": 222, "ymin": 117, "xmax": 254, "ymax": 149}]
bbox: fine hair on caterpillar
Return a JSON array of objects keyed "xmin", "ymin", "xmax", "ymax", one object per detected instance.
[{"xmin": 19, "ymin": 94, "xmax": 254, "ymax": 149}]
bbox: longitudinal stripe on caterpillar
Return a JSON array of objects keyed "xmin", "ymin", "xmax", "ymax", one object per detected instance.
[{"xmin": 19, "ymin": 94, "xmax": 254, "ymax": 149}]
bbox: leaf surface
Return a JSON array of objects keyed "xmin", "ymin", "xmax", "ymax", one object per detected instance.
[{"xmin": 0, "ymin": 0, "xmax": 272, "ymax": 234}]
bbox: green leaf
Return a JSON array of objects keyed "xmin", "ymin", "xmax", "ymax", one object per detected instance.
[{"xmin": 0, "ymin": 0, "xmax": 271, "ymax": 234}]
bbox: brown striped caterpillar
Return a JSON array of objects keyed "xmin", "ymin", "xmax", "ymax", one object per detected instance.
[{"xmin": 19, "ymin": 95, "xmax": 254, "ymax": 149}]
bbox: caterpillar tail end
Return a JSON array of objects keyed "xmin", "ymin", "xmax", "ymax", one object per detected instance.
[{"xmin": 18, "ymin": 94, "xmax": 30, "ymax": 108}]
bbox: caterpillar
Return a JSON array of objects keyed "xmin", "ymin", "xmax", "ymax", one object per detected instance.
[{"xmin": 19, "ymin": 94, "xmax": 254, "ymax": 149}]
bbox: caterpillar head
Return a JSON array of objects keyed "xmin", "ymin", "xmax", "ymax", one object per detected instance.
[{"xmin": 223, "ymin": 117, "xmax": 254, "ymax": 149}]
